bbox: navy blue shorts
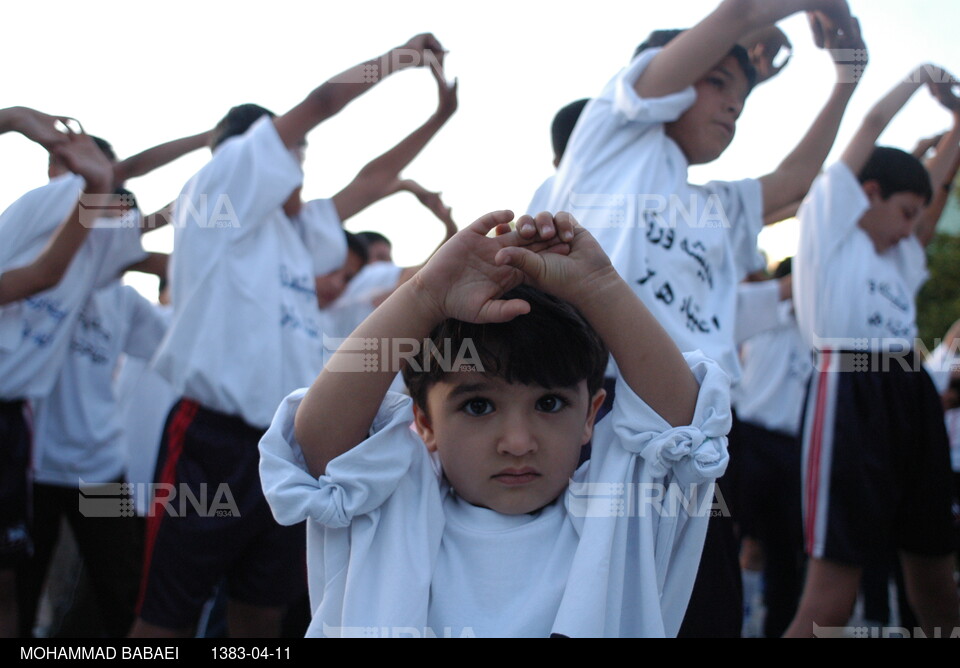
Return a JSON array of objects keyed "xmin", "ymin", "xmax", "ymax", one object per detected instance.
[
  {"xmin": 136, "ymin": 400, "xmax": 306, "ymax": 630},
  {"xmin": 0, "ymin": 399, "xmax": 32, "ymax": 567},
  {"xmin": 801, "ymin": 350, "xmax": 956, "ymax": 566}
]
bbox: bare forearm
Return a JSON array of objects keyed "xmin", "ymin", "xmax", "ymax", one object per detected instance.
[
  {"xmin": 275, "ymin": 46, "xmax": 417, "ymax": 149},
  {"xmin": 843, "ymin": 73, "xmax": 926, "ymax": 174},
  {"xmin": 569, "ymin": 270, "xmax": 699, "ymax": 426},
  {"xmin": 294, "ymin": 278, "xmax": 441, "ymax": 476},
  {"xmin": 113, "ymin": 130, "xmax": 212, "ymax": 185},
  {"xmin": 762, "ymin": 79, "xmax": 857, "ymax": 213},
  {"xmin": 636, "ymin": 0, "xmax": 833, "ymax": 97},
  {"xmin": 0, "ymin": 179, "xmax": 111, "ymax": 304},
  {"xmin": 124, "ymin": 252, "xmax": 169, "ymax": 280}
]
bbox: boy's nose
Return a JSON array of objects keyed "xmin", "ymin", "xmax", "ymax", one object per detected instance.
[{"xmin": 496, "ymin": 416, "xmax": 538, "ymax": 457}]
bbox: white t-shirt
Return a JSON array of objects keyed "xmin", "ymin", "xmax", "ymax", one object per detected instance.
[
  {"xmin": 259, "ymin": 352, "xmax": 731, "ymax": 637},
  {"xmin": 945, "ymin": 407, "xmax": 960, "ymax": 473},
  {"xmin": 322, "ymin": 261, "xmax": 403, "ymax": 341},
  {"xmin": 115, "ymin": 304, "xmax": 176, "ymax": 515},
  {"xmin": 734, "ymin": 301, "xmax": 812, "ymax": 438},
  {"xmin": 794, "ymin": 162, "xmax": 928, "ymax": 351},
  {"xmin": 0, "ymin": 175, "xmax": 145, "ymax": 400},
  {"xmin": 526, "ymin": 175, "xmax": 556, "ymax": 217},
  {"xmin": 32, "ymin": 282, "xmax": 167, "ymax": 486},
  {"xmin": 924, "ymin": 342, "xmax": 960, "ymax": 395},
  {"xmin": 544, "ymin": 48, "xmax": 765, "ymax": 383},
  {"xmin": 152, "ymin": 117, "xmax": 345, "ymax": 429}
]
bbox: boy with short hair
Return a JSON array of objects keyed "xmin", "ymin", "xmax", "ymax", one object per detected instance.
[
  {"xmin": 261, "ymin": 210, "xmax": 731, "ymax": 637},
  {"xmin": 542, "ymin": 0, "xmax": 863, "ymax": 635},
  {"xmin": 136, "ymin": 33, "xmax": 448, "ymax": 638},
  {"xmin": 788, "ymin": 65, "xmax": 960, "ymax": 637}
]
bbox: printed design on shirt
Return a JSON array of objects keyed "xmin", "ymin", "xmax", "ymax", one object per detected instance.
[
  {"xmin": 679, "ymin": 239, "xmax": 714, "ymax": 288},
  {"xmin": 867, "ymin": 280, "xmax": 909, "ymax": 312},
  {"xmin": 636, "ymin": 212, "xmax": 724, "ymax": 336},
  {"xmin": 680, "ymin": 297, "xmax": 720, "ymax": 334},
  {"xmin": 865, "ymin": 279, "xmax": 914, "ymax": 338},
  {"xmin": 279, "ymin": 264, "xmax": 322, "ymax": 340},
  {"xmin": 69, "ymin": 306, "xmax": 113, "ymax": 365},
  {"xmin": 280, "ymin": 264, "xmax": 317, "ymax": 297},
  {"xmin": 21, "ymin": 296, "xmax": 68, "ymax": 348}
]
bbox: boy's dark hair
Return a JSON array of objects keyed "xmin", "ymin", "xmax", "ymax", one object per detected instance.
[
  {"xmin": 633, "ymin": 29, "xmax": 758, "ymax": 91},
  {"xmin": 90, "ymin": 136, "xmax": 116, "ymax": 162},
  {"xmin": 552, "ymin": 99, "xmax": 590, "ymax": 163},
  {"xmin": 357, "ymin": 231, "xmax": 392, "ymax": 249},
  {"xmin": 858, "ymin": 146, "xmax": 933, "ymax": 205},
  {"xmin": 774, "ymin": 256, "xmax": 793, "ymax": 279},
  {"xmin": 344, "ymin": 231, "xmax": 369, "ymax": 265},
  {"xmin": 403, "ymin": 285, "xmax": 609, "ymax": 412},
  {"xmin": 211, "ymin": 103, "xmax": 276, "ymax": 150}
]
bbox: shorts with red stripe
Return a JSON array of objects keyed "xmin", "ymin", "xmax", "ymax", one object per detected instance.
[
  {"xmin": 801, "ymin": 350, "xmax": 956, "ymax": 566},
  {"xmin": 0, "ymin": 399, "xmax": 32, "ymax": 567},
  {"xmin": 136, "ymin": 399, "xmax": 306, "ymax": 631}
]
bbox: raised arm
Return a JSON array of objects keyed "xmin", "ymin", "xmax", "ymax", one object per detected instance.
[
  {"xmin": 634, "ymin": 0, "xmax": 851, "ymax": 99},
  {"xmin": 112, "ymin": 129, "xmax": 213, "ymax": 186},
  {"xmin": 331, "ymin": 72, "xmax": 457, "ymax": 221},
  {"xmin": 841, "ymin": 65, "xmax": 948, "ymax": 175},
  {"xmin": 294, "ymin": 210, "xmax": 559, "ymax": 476},
  {"xmin": 0, "ymin": 106, "xmax": 72, "ymax": 151},
  {"xmin": 915, "ymin": 105, "xmax": 960, "ymax": 246},
  {"xmin": 758, "ymin": 14, "xmax": 865, "ymax": 217},
  {"xmin": 273, "ymin": 33, "xmax": 445, "ymax": 150},
  {"xmin": 0, "ymin": 133, "xmax": 114, "ymax": 305},
  {"xmin": 499, "ymin": 212, "xmax": 700, "ymax": 426}
]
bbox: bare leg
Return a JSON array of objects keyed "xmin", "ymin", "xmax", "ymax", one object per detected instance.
[
  {"xmin": 899, "ymin": 551, "xmax": 960, "ymax": 637},
  {"xmin": 0, "ymin": 570, "xmax": 17, "ymax": 637},
  {"xmin": 227, "ymin": 600, "xmax": 284, "ymax": 638},
  {"xmin": 783, "ymin": 557, "xmax": 860, "ymax": 637},
  {"xmin": 128, "ymin": 617, "xmax": 192, "ymax": 638}
]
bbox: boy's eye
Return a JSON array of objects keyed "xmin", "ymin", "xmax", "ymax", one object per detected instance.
[
  {"xmin": 535, "ymin": 395, "xmax": 568, "ymax": 414},
  {"xmin": 707, "ymin": 77, "xmax": 724, "ymax": 89},
  {"xmin": 461, "ymin": 398, "xmax": 494, "ymax": 417}
]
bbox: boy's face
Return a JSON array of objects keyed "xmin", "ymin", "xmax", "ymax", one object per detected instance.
[
  {"xmin": 413, "ymin": 372, "xmax": 606, "ymax": 515},
  {"xmin": 315, "ymin": 250, "xmax": 364, "ymax": 308},
  {"xmin": 665, "ymin": 54, "xmax": 750, "ymax": 165},
  {"xmin": 858, "ymin": 183, "xmax": 925, "ymax": 253},
  {"xmin": 366, "ymin": 241, "xmax": 393, "ymax": 264}
]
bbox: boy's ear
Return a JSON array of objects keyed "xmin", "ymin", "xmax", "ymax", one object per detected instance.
[
  {"xmin": 862, "ymin": 179, "xmax": 884, "ymax": 203},
  {"xmin": 580, "ymin": 388, "xmax": 608, "ymax": 445},
  {"xmin": 413, "ymin": 404, "xmax": 438, "ymax": 452}
]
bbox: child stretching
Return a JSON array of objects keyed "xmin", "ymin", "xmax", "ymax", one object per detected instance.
[
  {"xmin": 260, "ymin": 211, "xmax": 731, "ymax": 637},
  {"xmin": 788, "ymin": 65, "xmax": 960, "ymax": 636}
]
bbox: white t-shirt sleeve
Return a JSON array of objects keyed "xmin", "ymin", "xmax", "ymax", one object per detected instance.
[
  {"xmin": 734, "ymin": 280, "xmax": 783, "ymax": 345},
  {"xmin": 259, "ymin": 388, "xmax": 432, "ymax": 528},
  {"xmin": 555, "ymin": 351, "xmax": 731, "ymax": 638},
  {"xmin": 296, "ymin": 199, "xmax": 347, "ymax": 276},
  {"xmin": 90, "ymin": 226, "xmax": 146, "ymax": 289},
  {"xmin": 799, "ymin": 162, "xmax": 870, "ymax": 260},
  {"xmin": 183, "ymin": 116, "xmax": 302, "ymax": 242},
  {"xmin": 893, "ymin": 235, "xmax": 929, "ymax": 297},
  {"xmin": 119, "ymin": 286, "xmax": 168, "ymax": 360},
  {"xmin": 612, "ymin": 49, "xmax": 698, "ymax": 124}
]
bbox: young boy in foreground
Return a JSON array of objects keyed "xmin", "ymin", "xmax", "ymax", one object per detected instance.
[{"xmin": 260, "ymin": 211, "xmax": 732, "ymax": 637}]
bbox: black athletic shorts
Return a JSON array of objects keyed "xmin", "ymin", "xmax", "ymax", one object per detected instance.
[
  {"xmin": 0, "ymin": 399, "xmax": 32, "ymax": 567},
  {"xmin": 801, "ymin": 350, "xmax": 956, "ymax": 565},
  {"xmin": 136, "ymin": 399, "xmax": 306, "ymax": 630}
]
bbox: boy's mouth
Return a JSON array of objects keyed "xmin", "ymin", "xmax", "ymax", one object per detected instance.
[
  {"xmin": 492, "ymin": 468, "xmax": 541, "ymax": 485},
  {"xmin": 714, "ymin": 120, "xmax": 735, "ymax": 138}
]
